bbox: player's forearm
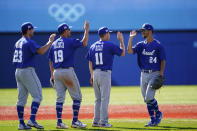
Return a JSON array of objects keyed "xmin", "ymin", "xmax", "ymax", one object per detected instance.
[
  {"xmin": 37, "ymin": 41, "xmax": 53, "ymax": 55},
  {"xmin": 89, "ymin": 61, "xmax": 93, "ymax": 77},
  {"xmin": 160, "ymin": 60, "xmax": 166, "ymax": 76},
  {"xmin": 49, "ymin": 60, "xmax": 54, "ymax": 79},
  {"xmin": 120, "ymin": 40, "xmax": 125, "ymax": 56},
  {"xmin": 81, "ymin": 29, "xmax": 89, "ymax": 47},
  {"xmin": 127, "ymin": 37, "xmax": 134, "ymax": 54},
  {"xmin": 37, "ymin": 34, "xmax": 55, "ymax": 55}
]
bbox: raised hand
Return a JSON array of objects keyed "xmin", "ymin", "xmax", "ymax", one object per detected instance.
[
  {"xmin": 84, "ymin": 21, "xmax": 89, "ymax": 31},
  {"xmin": 49, "ymin": 33, "xmax": 56, "ymax": 42},
  {"xmin": 130, "ymin": 30, "xmax": 137, "ymax": 38},
  {"xmin": 117, "ymin": 31, "xmax": 123, "ymax": 42}
]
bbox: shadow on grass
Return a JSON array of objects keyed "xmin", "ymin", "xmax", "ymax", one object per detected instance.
[
  {"xmin": 158, "ymin": 126, "xmax": 197, "ymax": 130},
  {"xmin": 79, "ymin": 128, "xmax": 121, "ymax": 131},
  {"xmin": 115, "ymin": 127, "xmax": 168, "ymax": 130},
  {"xmin": 43, "ymin": 128, "xmax": 120, "ymax": 131},
  {"xmin": 115, "ymin": 126, "xmax": 197, "ymax": 130}
]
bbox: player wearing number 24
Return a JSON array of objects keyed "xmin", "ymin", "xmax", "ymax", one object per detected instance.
[
  {"xmin": 13, "ymin": 22, "xmax": 56, "ymax": 130},
  {"xmin": 127, "ymin": 23, "xmax": 166, "ymax": 127},
  {"xmin": 86, "ymin": 27, "xmax": 125, "ymax": 127}
]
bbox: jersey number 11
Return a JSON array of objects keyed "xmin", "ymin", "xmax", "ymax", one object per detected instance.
[{"xmin": 95, "ymin": 52, "xmax": 103, "ymax": 65}]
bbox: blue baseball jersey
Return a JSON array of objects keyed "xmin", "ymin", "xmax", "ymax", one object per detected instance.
[
  {"xmin": 86, "ymin": 40, "xmax": 123, "ymax": 71},
  {"xmin": 132, "ymin": 39, "xmax": 166, "ymax": 71},
  {"xmin": 13, "ymin": 37, "xmax": 41, "ymax": 68},
  {"xmin": 48, "ymin": 37, "xmax": 83, "ymax": 69}
]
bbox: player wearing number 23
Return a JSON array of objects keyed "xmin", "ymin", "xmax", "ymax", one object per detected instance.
[
  {"xmin": 127, "ymin": 23, "xmax": 166, "ymax": 127},
  {"xmin": 86, "ymin": 27, "xmax": 125, "ymax": 127},
  {"xmin": 48, "ymin": 21, "xmax": 89, "ymax": 129},
  {"xmin": 13, "ymin": 22, "xmax": 56, "ymax": 130}
]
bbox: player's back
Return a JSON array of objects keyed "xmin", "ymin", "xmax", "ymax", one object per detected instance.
[
  {"xmin": 49, "ymin": 37, "xmax": 83, "ymax": 69},
  {"xmin": 13, "ymin": 37, "xmax": 39, "ymax": 68},
  {"xmin": 88, "ymin": 40, "xmax": 122, "ymax": 71}
]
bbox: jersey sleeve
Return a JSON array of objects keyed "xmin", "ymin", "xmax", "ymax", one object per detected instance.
[
  {"xmin": 29, "ymin": 40, "xmax": 41, "ymax": 54},
  {"xmin": 86, "ymin": 49, "xmax": 92, "ymax": 61},
  {"xmin": 132, "ymin": 42, "xmax": 141, "ymax": 54},
  {"xmin": 111, "ymin": 43, "xmax": 123, "ymax": 56},
  {"xmin": 159, "ymin": 44, "xmax": 166, "ymax": 61},
  {"xmin": 48, "ymin": 46, "xmax": 53, "ymax": 61},
  {"xmin": 72, "ymin": 38, "xmax": 83, "ymax": 48}
]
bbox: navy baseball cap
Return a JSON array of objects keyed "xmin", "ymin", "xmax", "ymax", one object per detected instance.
[
  {"xmin": 58, "ymin": 23, "xmax": 72, "ymax": 34},
  {"xmin": 139, "ymin": 23, "xmax": 153, "ymax": 31},
  {"xmin": 21, "ymin": 22, "xmax": 36, "ymax": 32},
  {"xmin": 98, "ymin": 27, "xmax": 112, "ymax": 35}
]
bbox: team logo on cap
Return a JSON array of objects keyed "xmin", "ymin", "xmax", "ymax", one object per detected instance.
[{"xmin": 48, "ymin": 3, "xmax": 85, "ymax": 22}]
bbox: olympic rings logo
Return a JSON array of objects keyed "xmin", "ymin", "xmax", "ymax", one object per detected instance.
[{"xmin": 48, "ymin": 3, "xmax": 85, "ymax": 22}]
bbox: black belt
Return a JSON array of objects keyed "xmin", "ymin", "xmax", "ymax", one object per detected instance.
[
  {"xmin": 94, "ymin": 69, "xmax": 111, "ymax": 72},
  {"xmin": 141, "ymin": 70, "xmax": 158, "ymax": 73},
  {"xmin": 58, "ymin": 67, "xmax": 73, "ymax": 69}
]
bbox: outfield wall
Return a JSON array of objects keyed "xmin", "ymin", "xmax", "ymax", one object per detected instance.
[{"xmin": 0, "ymin": 31, "xmax": 197, "ymax": 88}]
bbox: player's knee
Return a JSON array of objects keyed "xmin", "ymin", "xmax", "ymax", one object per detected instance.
[
  {"xmin": 144, "ymin": 97, "xmax": 153, "ymax": 104},
  {"xmin": 33, "ymin": 95, "xmax": 43, "ymax": 103},
  {"xmin": 17, "ymin": 97, "xmax": 28, "ymax": 106},
  {"xmin": 101, "ymin": 95, "xmax": 110, "ymax": 101},
  {"xmin": 71, "ymin": 94, "xmax": 82, "ymax": 102},
  {"xmin": 56, "ymin": 97, "xmax": 65, "ymax": 103},
  {"xmin": 144, "ymin": 98, "xmax": 154, "ymax": 104},
  {"xmin": 72, "ymin": 97, "xmax": 82, "ymax": 102},
  {"xmin": 95, "ymin": 98, "xmax": 101, "ymax": 102},
  {"xmin": 17, "ymin": 101, "xmax": 26, "ymax": 107}
]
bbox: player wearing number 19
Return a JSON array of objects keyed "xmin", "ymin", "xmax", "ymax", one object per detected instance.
[
  {"xmin": 86, "ymin": 27, "xmax": 125, "ymax": 127},
  {"xmin": 48, "ymin": 21, "xmax": 89, "ymax": 129},
  {"xmin": 127, "ymin": 23, "xmax": 166, "ymax": 127},
  {"xmin": 13, "ymin": 22, "xmax": 56, "ymax": 130}
]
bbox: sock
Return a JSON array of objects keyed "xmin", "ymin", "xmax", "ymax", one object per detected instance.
[
  {"xmin": 56, "ymin": 102, "xmax": 63, "ymax": 123},
  {"xmin": 147, "ymin": 103, "xmax": 155, "ymax": 122},
  {"xmin": 17, "ymin": 105, "xmax": 25, "ymax": 124},
  {"xmin": 30, "ymin": 102, "xmax": 40, "ymax": 122},
  {"xmin": 72, "ymin": 100, "xmax": 81, "ymax": 123},
  {"xmin": 150, "ymin": 99, "xmax": 160, "ymax": 113}
]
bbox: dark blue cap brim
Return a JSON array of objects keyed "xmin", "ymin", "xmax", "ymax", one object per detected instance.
[{"xmin": 138, "ymin": 28, "xmax": 152, "ymax": 31}]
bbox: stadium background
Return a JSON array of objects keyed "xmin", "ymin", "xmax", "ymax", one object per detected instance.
[{"xmin": 0, "ymin": 0, "xmax": 197, "ymax": 88}]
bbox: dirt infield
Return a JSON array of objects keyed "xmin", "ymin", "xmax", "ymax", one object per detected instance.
[{"xmin": 0, "ymin": 105, "xmax": 197, "ymax": 120}]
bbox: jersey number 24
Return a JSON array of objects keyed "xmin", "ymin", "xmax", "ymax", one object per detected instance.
[{"xmin": 149, "ymin": 57, "xmax": 157, "ymax": 63}]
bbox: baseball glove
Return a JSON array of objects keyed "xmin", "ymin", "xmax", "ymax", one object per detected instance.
[
  {"xmin": 50, "ymin": 78, "xmax": 54, "ymax": 87},
  {"xmin": 151, "ymin": 75, "xmax": 165, "ymax": 90}
]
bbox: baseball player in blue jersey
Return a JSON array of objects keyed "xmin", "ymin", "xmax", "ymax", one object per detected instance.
[
  {"xmin": 86, "ymin": 27, "xmax": 125, "ymax": 127},
  {"xmin": 48, "ymin": 21, "xmax": 89, "ymax": 129},
  {"xmin": 127, "ymin": 23, "xmax": 166, "ymax": 127},
  {"xmin": 13, "ymin": 22, "xmax": 56, "ymax": 130}
]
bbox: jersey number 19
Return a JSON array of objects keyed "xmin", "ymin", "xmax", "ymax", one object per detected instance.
[{"xmin": 54, "ymin": 50, "xmax": 63, "ymax": 63}]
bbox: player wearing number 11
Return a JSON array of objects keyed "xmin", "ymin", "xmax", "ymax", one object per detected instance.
[
  {"xmin": 127, "ymin": 23, "xmax": 166, "ymax": 127},
  {"xmin": 86, "ymin": 27, "xmax": 125, "ymax": 127}
]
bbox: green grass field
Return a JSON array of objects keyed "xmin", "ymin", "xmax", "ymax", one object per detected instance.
[
  {"xmin": 0, "ymin": 85, "xmax": 197, "ymax": 131},
  {"xmin": 1, "ymin": 119, "xmax": 197, "ymax": 131}
]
